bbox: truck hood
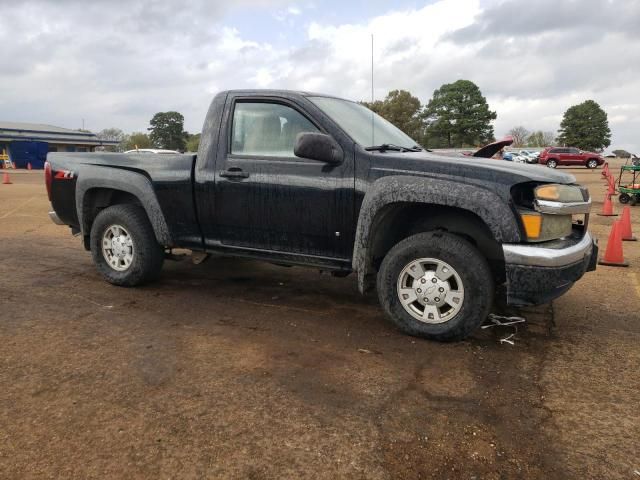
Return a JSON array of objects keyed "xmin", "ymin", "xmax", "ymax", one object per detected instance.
[
  {"xmin": 473, "ymin": 136, "xmax": 514, "ymax": 158},
  {"xmin": 370, "ymin": 150, "xmax": 576, "ymax": 185}
]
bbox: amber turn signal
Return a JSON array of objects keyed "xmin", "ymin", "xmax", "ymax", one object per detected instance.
[{"xmin": 520, "ymin": 213, "xmax": 542, "ymax": 239}]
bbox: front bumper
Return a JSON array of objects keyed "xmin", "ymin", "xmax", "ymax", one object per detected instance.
[{"xmin": 502, "ymin": 231, "xmax": 597, "ymax": 305}]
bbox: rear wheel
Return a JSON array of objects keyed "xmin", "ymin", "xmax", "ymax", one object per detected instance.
[
  {"xmin": 619, "ymin": 193, "xmax": 631, "ymax": 204},
  {"xmin": 90, "ymin": 204, "xmax": 164, "ymax": 286},
  {"xmin": 377, "ymin": 232, "xmax": 494, "ymax": 341},
  {"xmin": 546, "ymin": 159, "xmax": 558, "ymax": 168},
  {"xmin": 587, "ymin": 159, "xmax": 598, "ymax": 169}
]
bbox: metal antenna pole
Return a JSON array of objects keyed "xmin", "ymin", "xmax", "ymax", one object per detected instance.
[
  {"xmin": 371, "ymin": 34, "xmax": 374, "ymax": 103},
  {"xmin": 371, "ymin": 34, "xmax": 374, "ymax": 145}
]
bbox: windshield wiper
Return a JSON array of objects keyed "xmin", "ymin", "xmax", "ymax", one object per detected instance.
[{"xmin": 365, "ymin": 143, "xmax": 422, "ymax": 152}]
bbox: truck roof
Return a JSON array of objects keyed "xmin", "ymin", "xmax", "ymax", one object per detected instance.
[{"xmin": 219, "ymin": 89, "xmax": 351, "ymax": 102}]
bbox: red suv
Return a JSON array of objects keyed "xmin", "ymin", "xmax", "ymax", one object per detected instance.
[{"xmin": 538, "ymin": 147, "xmax": 604, "ymax": 169}]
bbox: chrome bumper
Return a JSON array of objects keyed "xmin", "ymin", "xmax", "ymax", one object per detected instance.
[
  {"xmin": 48, "ymin": 211, "xmax": 65, "ymax": 225},
  {"xmin": 502, "ymin": 232, "xmax": 595, "ymax": 268}
]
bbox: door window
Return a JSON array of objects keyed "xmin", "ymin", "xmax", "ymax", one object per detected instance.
[{"xmin": 231, "ymin": 102, "xmax": 319, "ymax": 157}]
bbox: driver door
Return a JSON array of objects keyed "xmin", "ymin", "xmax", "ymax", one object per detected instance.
[{"xmin": 207, "ymin": 97, "xmax": 354, "ymax": 262}]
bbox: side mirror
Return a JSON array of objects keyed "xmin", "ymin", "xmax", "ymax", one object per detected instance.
[{"xmin": 294, "ymin": 132, "xmax": 343, "ymax": 164}]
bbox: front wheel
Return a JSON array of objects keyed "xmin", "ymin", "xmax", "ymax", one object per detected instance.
[
  {"xmin": 619, "ymin": 193, "xmax": 631, "ymax": 204},
  {"xmin": 586, "ymin": 159, "xmax": 598, "ymax": 169},
  {"xmin": 546, "ymin": 159, "xmax": 558, "ymax": 168},
  {"xmin": 90, "ymin": 204, "xmax": 164, "ymax": 286},
  {"xmin": 377, "ymin": 232, "xmax": 494, "ymax": 341}
]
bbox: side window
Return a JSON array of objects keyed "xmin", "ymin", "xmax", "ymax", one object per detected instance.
[
  {"xmin": 570, "ymin": 148, "xmax": 580, "ymax": 154},
  {"xmin": 231, "ymin": 102, "xmax": 319, "ymax": 157}
]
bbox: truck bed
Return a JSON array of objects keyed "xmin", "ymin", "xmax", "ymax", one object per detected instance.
[{"xmin": 47, "ymin": 152, "xmax": 201, "ymax": 248}]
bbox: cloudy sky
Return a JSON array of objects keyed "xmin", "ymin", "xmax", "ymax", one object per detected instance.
[{"xmin": 1, "ymin": 0, "xmax": 638, "ymax": 152}]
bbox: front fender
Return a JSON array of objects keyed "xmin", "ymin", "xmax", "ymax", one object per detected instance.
[
  {"xmin": 76, "ymin": 166, "xmax": 172, "ymax": 246},
  {"xmin": 352, "ymin": 175, "xmax": 522, "ymax": 293}
]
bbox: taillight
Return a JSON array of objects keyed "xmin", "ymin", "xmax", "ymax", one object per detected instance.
[{"xmin": 44, "ymin": 161, "xmax": 52, "ymax": 201}]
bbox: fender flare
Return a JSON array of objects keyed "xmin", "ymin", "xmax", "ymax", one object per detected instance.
[
  {"xmin": 352, "ymin": 175, "xmax": 522, "ymax": 293},
  {"xmin": 76, "ymin": 166, "xmax": 173, "ymax": 246}
]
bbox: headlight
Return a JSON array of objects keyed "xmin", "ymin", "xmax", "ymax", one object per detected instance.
[
  {"xmin": 513, "ymin": 183, "xmax": 591, "ymax": 242},
  {"xmin": 535, "ymin": 184, "xmax": 586, "ymax": 203}
]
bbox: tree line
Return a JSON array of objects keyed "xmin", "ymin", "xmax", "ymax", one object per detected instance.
[
  {"xmin": 362, "ymin": 81, "xmax": 611, "ymax": 151},
  {"xmin": 97, "ymin": 80, "xmax": 612, "ymax": 153},
  {"xmin": 97, "ymin": 111, "xmax": 200, "ymax": 152}
]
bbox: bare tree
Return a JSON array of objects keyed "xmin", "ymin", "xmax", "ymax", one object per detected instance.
[
  {"xmin": 97, "ymin": 128, "xmax": 126, "ymax": 152},
  {"xmin": 527, "ymin": 130, "xmax": 557, "ymax": 147},
  {"xmin": 542, "ymin": 131, "xmax": 556, "ymax": 146},
  {"xmin": 507, "ymin": 126, "xmax": 530, "ymax": 147}
]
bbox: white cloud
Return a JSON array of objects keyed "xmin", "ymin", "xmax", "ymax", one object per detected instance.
[{"xmin": 0, "ymin": 0, "xmax": 638, "ymax": 152}]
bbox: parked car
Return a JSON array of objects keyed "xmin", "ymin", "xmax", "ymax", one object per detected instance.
[
  {"xmin": 45, "ymin": 90, "xmax": 597, "ymax": 342},
  {"xmin": 124, "ymin": 149, "xmax": 180, "ymax": 154},
  {"xmin": 538, "ymin": 147, "xmax": 604, "ymax": 169},
  {"xmin": 518, "ymin": 150, "xmax": 539, "ymax": 164},
  {"xmin": 511, "ymin": 153, "xmax": 528, "ymax": 163}
]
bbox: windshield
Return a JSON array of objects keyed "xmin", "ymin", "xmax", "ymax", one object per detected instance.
[{"xmin": 308, "ymin": 96, "xmax": 419, "ymax": 150}]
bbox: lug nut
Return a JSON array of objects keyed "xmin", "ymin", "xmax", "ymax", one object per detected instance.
[
  {"xmin": 421, "ymin": 278, "xmax": 426, "ymax": 284},
  {"xmin": 434, "ymin": 297, "xmax": 440, "ymax": 302},
  {"xmin": 432, "ymin": 278, "xmax": 437, "ymax": 283},
  {"xmin": 439, "ymin": 287, "xmax": 444, "ymax": 292},
  {"xmin": 417, "ymin": 288, "xmax": 422, "ymax": 293},
  {"xmin": 423, "ymin": 297, "xmax": 428, "ymax": 302}
]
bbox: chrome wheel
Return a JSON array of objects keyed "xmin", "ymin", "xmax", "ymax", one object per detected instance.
[
  {"xmin": 396, "ymin": 257, "xmax": 465, "ymax": 324},
  {"xmin": 547, "ymin": 160, "xmax": 557, "ymax": 168},
  {"xmin": 102, "ymin": 224, "xmax": 134, "ymax": 271},
  {"xmin": 587, "ymin": 159, "xmax": 598, "ymax": 169}
]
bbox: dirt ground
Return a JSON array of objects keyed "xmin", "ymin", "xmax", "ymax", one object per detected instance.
[{"xmin": 1, "ymin": 160, "xmax": 639, "ymax": 479}]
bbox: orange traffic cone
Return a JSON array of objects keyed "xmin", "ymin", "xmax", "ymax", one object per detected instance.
[
  {"xmin": 2, "ymin": 172, "xmax": 11, "ymax": 184},
  {"xmin": 607, "ymin": 177, "xmax": 616, "ymax": 195},
  {"xmin": 597, "ymin": 193, "xmax": 617, "ymax": 216},
  {"xmin": 601, "ymin": 162, "xmax": 609, "ymax": 178},
  {"xmin": 599, "ymin": 220, "xmax": 629, "ymax": 267},
  {"xmin": 27, "ymin": 162, "xmax": 32, "ymax": 170},
  {"xmin": 620, "ymin": 206, "xmax": 637, "ymax": 241}
]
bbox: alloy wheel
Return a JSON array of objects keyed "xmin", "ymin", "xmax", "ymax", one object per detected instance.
[
  {"xmin": 396, "ymin": 257, "xmax": 465, "ymax": 324},
  {"xmin": 102, "ymin": 224, "xmax": 135, "ymax": 271}
]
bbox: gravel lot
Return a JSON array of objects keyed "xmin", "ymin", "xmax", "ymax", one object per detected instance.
[{"xmin": 1, "ymin": 161, "xmax": 639, "ymax": 479}]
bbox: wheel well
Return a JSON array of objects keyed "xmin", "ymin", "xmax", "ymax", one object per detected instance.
[
  {"xmin": 367, "ymin": 203, "xmax": 505, "ymax": 283},
  {"xmin": 81, "ymin": 188, "xmax": 143, "ymax": 249}
]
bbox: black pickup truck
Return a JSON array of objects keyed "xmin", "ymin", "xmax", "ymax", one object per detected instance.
[{"xmin": 46, "ymin": 90, "xmax": 597, "ymax": 341}]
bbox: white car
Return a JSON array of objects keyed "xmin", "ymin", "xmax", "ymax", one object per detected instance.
[
  {"xmin": 124, "ymin": 149, "xmax": 180, "ymax": 154},
  {"xmin": 518, "ymin": 150, "xmax": 540, "ymax": 163},
  {"xmin": 508, "ymin": 152, "xmax": 527, "ymax": 163}
]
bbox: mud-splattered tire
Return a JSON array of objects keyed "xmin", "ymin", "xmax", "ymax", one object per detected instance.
[
  {"xmin": 377, "ymin": 232, "xmax": 494, "ymax": 342},
  {"xmin": 90, "ymin": 204, "xmax": 164, "ymax": 286}
]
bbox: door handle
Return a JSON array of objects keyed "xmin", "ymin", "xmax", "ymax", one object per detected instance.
[{"xmin": 220, "ymin": 168, "xmax": 249, "ymax": 179}]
